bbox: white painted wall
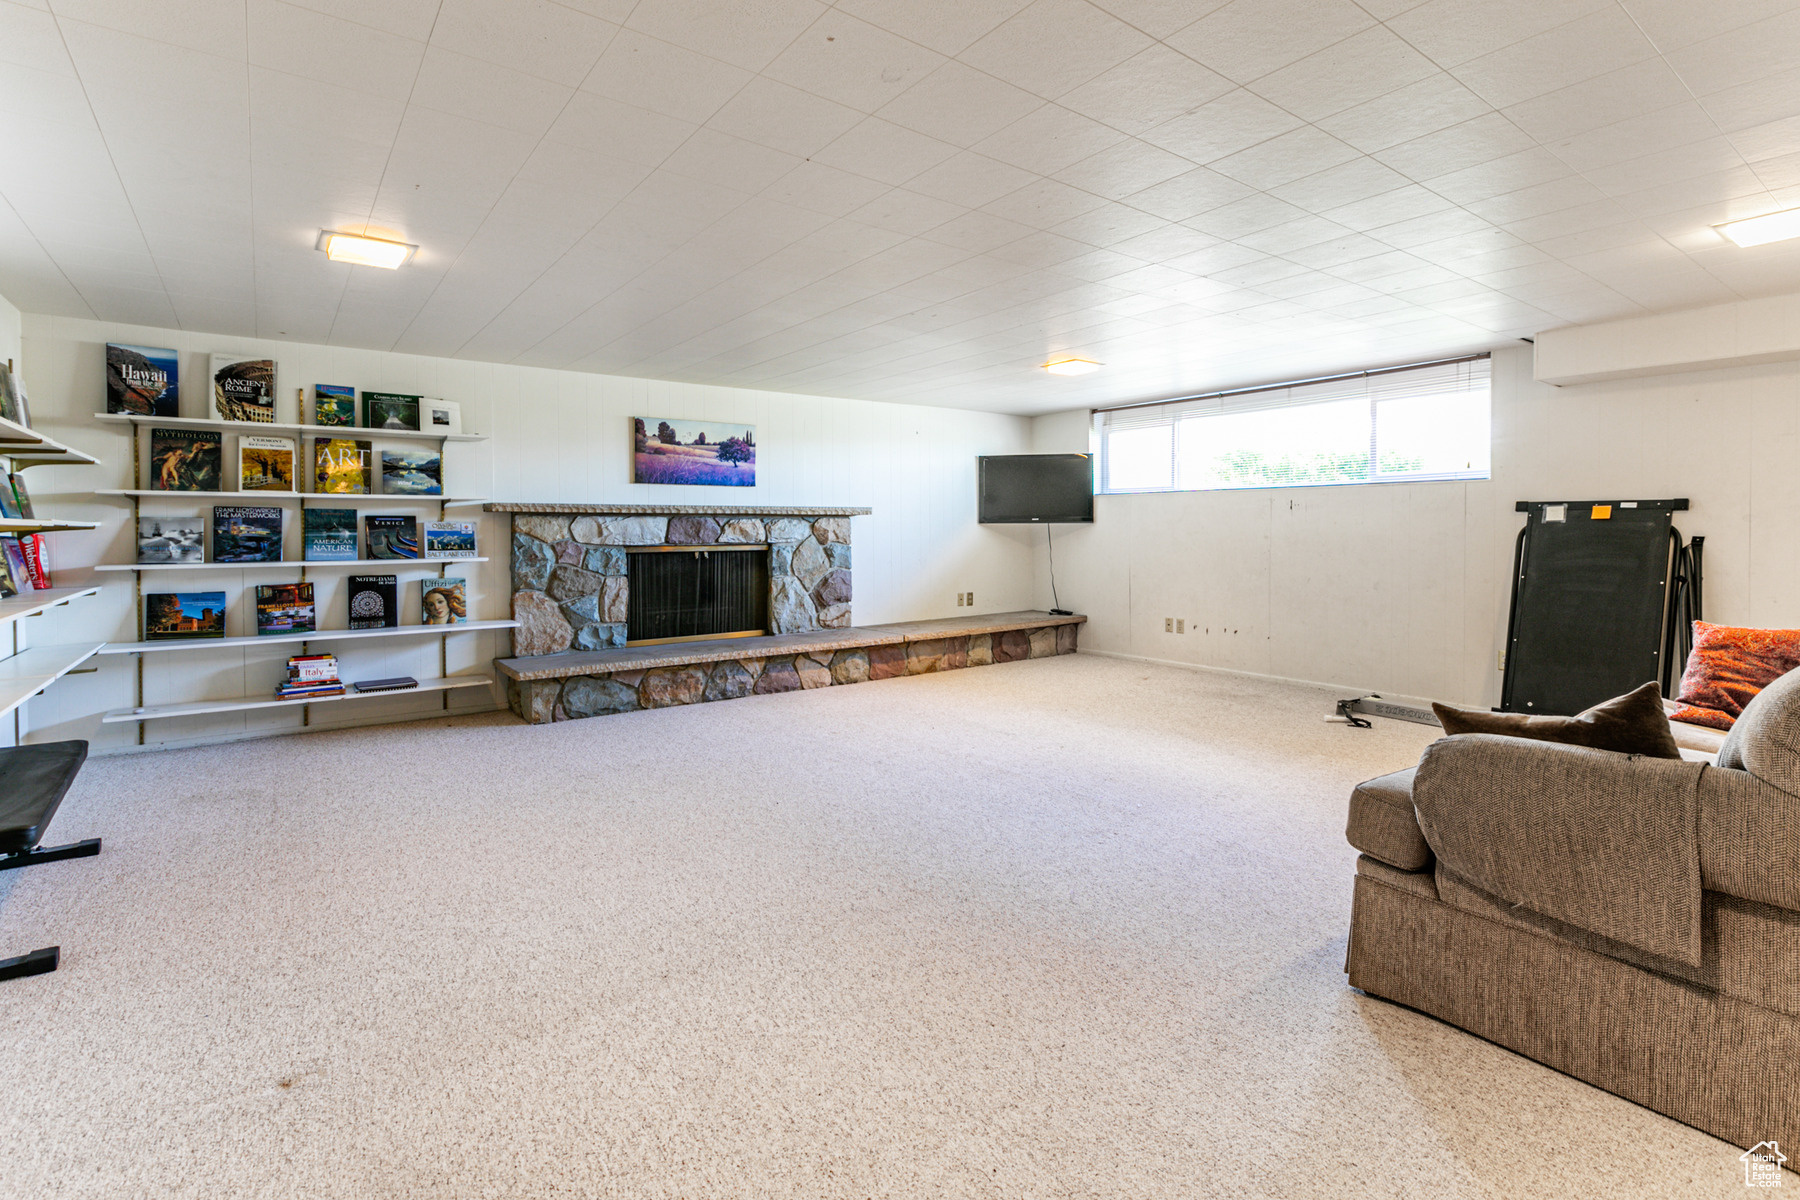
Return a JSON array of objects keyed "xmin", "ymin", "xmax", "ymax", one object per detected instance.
[
  {"xmin": 1033, "ymin": 341, "xmax": 1800, "ymax": 708},
  {"xmin": 16, "ymin": 314, "xmax": 1033, "ymax": 752}
]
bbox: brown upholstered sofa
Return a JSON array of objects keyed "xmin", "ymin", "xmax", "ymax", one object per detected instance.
[{"xmin": 1346, "ymin": 669, "xmax": 1800, "ymax": 1153}]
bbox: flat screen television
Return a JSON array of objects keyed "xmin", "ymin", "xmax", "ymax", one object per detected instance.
[{"xmin": 978, "ymin": 454, "xmax": 1094, "ymax": 524}]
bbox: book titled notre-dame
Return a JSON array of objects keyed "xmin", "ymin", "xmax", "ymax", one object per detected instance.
[{"xmin": 347, "ymin": 574, "xmax": 398, "ymax": 629}]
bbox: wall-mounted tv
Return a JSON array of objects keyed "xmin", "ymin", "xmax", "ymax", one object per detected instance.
[{"xmin": 978, "ymin": 454, "xmax": 1094, "ymax": 524}]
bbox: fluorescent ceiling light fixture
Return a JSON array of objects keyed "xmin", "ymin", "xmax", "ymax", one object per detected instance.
[
  {"xmin": 1042, "ymin": 357, "xmax": 1101, "ymax": 376},
  {"xmin": 1715, "ymin": 209, "xmax": 1800, "ymax": 248},
  {"xmin": 317, "ymin": 230, "xmax": 416, "ymax": 268}
]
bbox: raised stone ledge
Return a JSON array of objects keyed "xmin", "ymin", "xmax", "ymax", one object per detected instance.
[{"xmin": 485, "ymin": 503, "xmax": 873, "ymax": 516}]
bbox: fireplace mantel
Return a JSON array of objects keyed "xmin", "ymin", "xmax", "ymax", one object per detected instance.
[{"xmin": 484, "ymin": 503, "xmax": 872, "ymax": 517}]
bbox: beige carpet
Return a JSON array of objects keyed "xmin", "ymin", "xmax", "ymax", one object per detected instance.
[{"xmin": 0, "ymin": 654, "xmax": 1773, "ymax": 1198}]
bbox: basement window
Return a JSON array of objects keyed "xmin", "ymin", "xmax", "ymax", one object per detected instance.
[{"xmin": 1093, "ymin": 355, "xmax": 1491, "ymax": 494}]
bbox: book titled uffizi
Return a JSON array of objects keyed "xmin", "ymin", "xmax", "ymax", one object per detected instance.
[
  {"xmin": 422, "ymin": 578, "xmax": 465, "ymax": 625},
  {"xmin": 212, "ymin": 505, "xmax": 283, "ymax": 563},
  {"xmin": 347, "ymin": 574, "xmax": 398, "ymax": 629}
]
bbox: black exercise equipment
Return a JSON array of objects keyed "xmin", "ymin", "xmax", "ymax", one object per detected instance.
[
  {"xmin": 0, "ymin": 740, "xmax": 97, "ymax": 983},
  {"xmin": 1501, "ymin": 500, "xmax": 1703, "ymax": 716}
]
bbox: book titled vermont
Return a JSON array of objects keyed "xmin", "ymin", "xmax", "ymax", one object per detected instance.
[
  {"xmin": 145, "ymin": 592, "xmax": 226, "ymax": 640},
  {"xmin": 363, "ymin": 392, "xmax": 419, "ymax": 431},
  {"xmin": 381, "ymin": 448, "xmax": 441, "ymax": 495},
  {"xmin": 212, "ymin": 505, "xmax": 283, "ymax": 563},
  {"xmin": 347, "ymin": 574, "xmax": 398, "ymax": 629},
  {"xmin": 314, "ymin": 438, "xmax": 372, "ymax": 494},
  {"xmin": 421, "ymin": 578, "xmax": 465, "ymax": 625},
  {"xmin": 256, "ymin": 582, "xmax": 316, "ymax": 636},
  {"xmin": 303, "ymin": 508, "xmax": 358, "ymax": 562},
  {"xmin": 239, "ymin": 435, "xmax": 295, "ymax": 491},
  {"xmin": 106, "ymin": 344, "xmax": 180, "ymax": 416},
  {"xmin": 138, "ymin": 517, "xmax": 204, "ymax": 564},
  {"xmin": 424, "ymin": 521, "xmax": 476, "ymax": 558},
  {"xmin": 210, "ymin": 354, "xmax": 276, "ymax": 422},
  {"xmin": 365, "ymin": 514, "xmax": 419, "ymax": 560},
  {"xmin": 314, "ymin": 384, "xmax": 356, "ymax": 426},
  {"xmin": 150, "ymin": 428, "xmax": 222, "ymax": 491}
]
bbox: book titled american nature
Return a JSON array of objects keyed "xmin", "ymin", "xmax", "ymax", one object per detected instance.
[
  {"xmin": 145, "ymin": 592, "xmax": 226, "ymax": 640},
  {"xmin": 138, "ymin": 517, "xmax": 204, "ymax": 564},
  {"xmin": 421, "ymin": 578, "xmax": 465, "ymax": 625},
  {"xmin": 381, "ymin": 448, "xmax": 441, "ymax": 495},
  {"xmin": 363, "ymin": 392, "xmax": 419, "ymax": 431},
  {"xmin": 210, "ymin": 354, "xmax": 276, "ymax": 423},
  {"xmin": 365, "ymin": 514, "xmax": 419, "ymax": 560},
  {"xmin": 106, "ymin": 343, "xmax": 181, "ymax": 416},
  {"xmin": 314, "ymin": 384, "xmax": 356, "ymax": 426},
  {"xmin": 212, "ymin": 505, "xmax": 282, "ymax": 563},
  {"xmin": 315, "ymin": 438, "xmax": 372, "ymax": 494},
  {"xmin": 151, "ymin": 428, "xmax": 222, "ymax": 491},
  {"xmin": 347, "ymin": 574, "xmax": 398, "ymax": 629},
  {"xmin": 239, "ymin": 436, "xmax": 295, "ymax": 491},
  {"xmin": 303, "ymin": 508, "xmax": 358, "ymax": 562},
  {"xmin": 256, "ymin": 582, "xmax": 316, "ymax": 636},
  {"xmin": 424, "ymin": 521, "xmax": 476, "ymax": 558}
]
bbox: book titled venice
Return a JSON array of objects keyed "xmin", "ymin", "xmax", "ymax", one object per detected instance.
[
  {"xmin": 239, "ymin": 436, "xmax": 295, "ymax": 491},
  {"xmin": 315, "ymin": 438, "xmax": 372, "ymax": 494},
  {"xmin": 314, "ymin": 384, "xmax": 356, "ymax": 426},
  {"xmin": 365, "ymin": 514, "xmax": 419, "ymax": 560},
  {"xmin": 106, "ymin": 344, "xmax": 180, "ymax": 416},
  {"xmin": 210, "ymin": 355, "xmax": 277, "ymax": 423}
]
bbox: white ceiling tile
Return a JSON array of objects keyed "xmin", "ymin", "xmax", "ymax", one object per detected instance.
[
  {"xmin": 902, "ymin": 151, "xmax": 1040, "ymax": 207},
  {"xmin": 1448, "ymin": 8, "xmax": 1658, "ymax": 110},
  {"xmin": 1547, "ymin": 103, "xmax": 1723, "ymax": 173},
  {"xmin": 705, "ymin": 78, "xmax": 864, "ymax": 160},
  {"xmin": 1083, "ymin": 0, "xmax": 1229, "ymax": 39},
  {"xmin": 48, "ymin": 0, "xmax": 247, "ymax": 56},
  {"xmin": 1315, "ymin": 71, "xmax": 1492, "ymax": 153},
  {"xmin": 1729, "ymin": 115, "xmax": 1800, "ymax": 165},
  {"xmin": 1138, "ymin": 88, "xmax": 1303, "ymax": 163},
  {"xmin": 1462, "ymin": 176, "xmax": 1609, "ymax": 225},
  {"xmin": 759, "ymin": 161, "xmax": 892, "ymax": 218},
  {"xmin": 1165, "ymin": 0, "xmax": 1373, "ymax": 85},
  {"xmin": 1316, "ymin": 184, "xmax": 1456, "ymax": 232},
  {"xmin": 583, "ymin": 30, "xmax": 752, "ymax": 125},
  {"xmin": 1622, "ymin": 0, "xmax": 1800, "ymax": 54},
  {"xmin": 1423, "ymin": 147, "xmax": 1574, "ymax": 206},
  {"xmin": 1208, "ymin": 126, "xmax": 1361, "ymax": 190},
  {"xmin": 245, "ymin": 2, "xmax": 425, "ymax": 102},
  {"xmin": 1372, "ymin": 112, "xmax": 1535, "ymax": 181},
  {"xmin": 1580, "ymin": 139, "xmax": 1752, "ymax": 197},
  {"xmin": 548, "ymin": 92, "xmax": 697, "ymax": 167},
  {"xmin": 408, "ymin": 46, "xmax": 574, "ymax": 135},
  {"xmin": 1237, "ymin": 216, "xmax": 1357, "ymax": 256},
  {"xmin": 429, "ymin": 0, "xmax": 618, "ymax": 86},
  {"xmin": 0, "ymin": 4, "xmax": 74, "ymax": 76},
  {"xmin": 1052, "ymin": 138, "xmax": 1193, "ymax": 201},
  {"xmin": 982, "ymin": 177, "xmax": 1113, "ymax": 228},
  {"xmin": 763, "ymin": 10, "xmax": 945, "ymax": 113},
  {"xmin": 659, "ymin": 129, "xmax": 804, "ymax": 194},
  {"xmin": 812, "ymin": 117, "xmax": 960, "ymax": 186},
  {"xmin": 1048, "ymin": 202, "xmax": 1169, "ymax": 247},
  {"xmin": 1105, "ymin": 223, "xmax": 1218, "ymax": 264},
  {"xmin": 846, "ymin": 189, "xmax": 968, "ymax": 236},
  {"xmin": 1385, "ymin": 0, "xmax": 1614, "ymax": 70},
  {"xmin": 1248, "ymin": 26, "xmax": 1437, "ymax": 121},
  {"xmin": 1664, "ymin": 7, "xmax": 1800, "ymax": 98},
  {"xmin": 876, "ymin": 62, "xmax": 1045, "ymax": 148},
  {"xmin": 1366, "ymin": 206, "xmax": 1493, "ymax": 250},
  {"xmin": 921, "ymin": 210, "xmax": 1037, "ymax": 254},
  {"xmin": 624, "ymin": 0, "xmax": 826, "ymax": 72},
  {"xmin": 832, "ymin": 0, "xmax": 1032, "ymax": 56},
  {"xmin": 278, "ymin": 0, "xmax": 442, "ymax": 40},
  {"xmin": 1272, "ymin": 157, "xmax": 1411, "ymax": 213},
  {"xmin": 1500, "ymin": 59, "xmax": 1693, "ymax": 143},
  {"xmin": 1180, "ymin": 193, "xmax": 1309, "ymax": 239},
  {"xmin": 960, "ymin": 0, "xmax": 1155, "ymax": 100},
  {"xmin": 972, "ymin": 104, "xmax": 1127, "ymax": 175},
  {"xmin": 1163, "ymin": 242, "xmax": 1266, "ymax": 276},
  {"xmin": 1056, "ymin": 44, "xmax": 1234, "ymax": 136},
  {"xmin": 1121, "ymin": 167, "xmax": 1256, "ymax": 222}
]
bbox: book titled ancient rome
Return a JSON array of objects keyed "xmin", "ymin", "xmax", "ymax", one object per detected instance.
[{"xmin": 210, "ymin": 354, "xmax": 277, "ymax": 422}]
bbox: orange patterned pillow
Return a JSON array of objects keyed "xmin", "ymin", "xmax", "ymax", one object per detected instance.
[{"xmin": 1671, "ymin": 621, "xmax": 1800, "ymax": 730}]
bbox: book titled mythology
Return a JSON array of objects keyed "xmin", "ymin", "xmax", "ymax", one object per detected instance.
[
  {"xmin": 314, "ymin": 438, "xmax": 372, "ymax": 494},
  {"xmin": 210, "ymin": 354, "xmax": 277, "ymax": 423},
  {"xmin": 364, "ymin": 514, "xmax": 419, "ymax": 560},
  {"xmin": 363, "ymin": 392, "xmax": 419, "ymax": 431},
  {"xmin": 380, "ymin": 448, "xmax": 441, "ymax": 495},
  {"xmin": 138, "ymin": 517, "xmax": 205, "ymax": 564},
  {"xmin": 212, "ymin": 505, "xmax": 283, "ymax": 563},
  {"xmin": 423, "ymin": 521, "xmax": 476, "ymax": 558},
  {"xmin": 150, "ymin": 428, "xmax": 222, "ymax": 491},
  {"xmin": 303, "ymin": 508, "xmax": 358, "ymax": 562},
  {"xmin": 421, "ymin": 577, "xmax": 465, "ymax": 625},
  {"xmin": 239, "ymin": 435, "xmax": 295, "ymax": 491},
  {"xmin": 106, "ymin": 343, "xmax": 181, "ymax": 416},
  {"xmin": 314, "ymin": 384, "xmax": 356, "ymax": 426},
  {"xmin": 145, "ymin": 592, "xmax": 226, "ymax": 640},
  {"xmin": 347, "ymin": 574, "xmax": 398, "ymax": 629},
  {"xmin": 255, "ymin": 582, "xmax": 316, "ymax": 636}
]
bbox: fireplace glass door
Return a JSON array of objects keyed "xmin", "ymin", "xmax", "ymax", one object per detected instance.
[{"xmin": 626, "ymin": 546, "xmax": 768, "ymax": 645}]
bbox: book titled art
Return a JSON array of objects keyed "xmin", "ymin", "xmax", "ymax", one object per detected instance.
[
  {"xmin": 381, "ymin": 448, "xmax": 441, "ymax": 495},
  {"xmin": 210, "ymin": 354, "xmax": 277, "ymax": 423},
  {"xmin": 212, "ymin": 505, "xmax": 283, "ymax": 563},
  {"xmin": 423, "ymin": 521, "xmax": 476, "ymax": 558},
  {"xmin": 145, "ymin": 592, "xmax": 226, "ymax": 640},
  {"xmin": 314, "ymin": 384, "xmax": 356, "ymax": 426},
  {"xmin": 303, "ymin": 508, "xmax": 358, "ymax": 562},
  {"xmin": 138, "ymin": 517, "xmax": 205, "ymax": 564},
  {"xmin": 314, "ymin": 438, "xmax": 372, "ymax": 494},
  {"xmin": 365, "ymin": 514, "xmax": 419, "ymax": 559},
  {"xmin": 150, "ymin": 428, "xmax": 222, "ymax": 491},
  {"xmin": 106, "ymin": 344, "xmax": 181, "ymax": 416},
  {"xmin": 347, "ymin": 574, "xmax": 398, "ymax": 629},
  {"xmin": 239, "ymin": 436, "xmax": 295, "ymax": 491},
  {"xmin": 421, "ymin": 578, "xmax": 465, "ymax": 625},
  {"xmin": 363, "ymin": 392, "xmax": 419, "ymax": 431},
  {"xmin": 255, "ymin": 583, "xmax": 316, "ymax": 636}
]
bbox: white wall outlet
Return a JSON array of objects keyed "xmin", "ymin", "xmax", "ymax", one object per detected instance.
[
  {"xmin": 1498, "ymin": 648, "xmax": 1507, "ymax": 671},
  {"xmin": 1176, "ymin": 619, "xmax": 1184, "ymax": 633},
  {"xmin": 1165, "ymin": 617, "xmax": 1173, "ymax": 632},
  {"xmin": 967, "ymin": 592, "xmax": 973, "ymax": 606}
]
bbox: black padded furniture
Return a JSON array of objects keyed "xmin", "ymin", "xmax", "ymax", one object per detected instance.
[{"xmin": 0, "ymin": 740, "xmax": 96, "ymax": 982}]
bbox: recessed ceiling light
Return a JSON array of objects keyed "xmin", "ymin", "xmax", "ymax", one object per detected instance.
[
  {"xmin": 1715, "ymin": 209, "xmax": 1800, "ymax": 248},
  {"xmin": 1042, "ymin": 357, "xmax": 1101, "ymax": 376},
  {"xmin": 316, "ymin": 230, "xmax": 416, "ymax": 269}
]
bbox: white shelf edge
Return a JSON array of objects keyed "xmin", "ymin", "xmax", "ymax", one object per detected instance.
[
  {"xmin": 101, "ymin": 674, "xmax": 496, "ymax": 722},
  {"xmin": 99, "ymin": 617, "xmax": 519, "ymax": 655},
  {"xmin": 0, "ymin": 642, "xmax": 105, "ymax": 720},
  {"xmin": 0, "ymin": 586, "xmax": 101, "ymax": 624},
  {"xmin": 97, "ymin": 490, "xmax": 487, "ymax": 504},
  {"xmin": 95, "ymin": 557, "xmax": 489, "ymax": 572},
  {"xmin": 93, "ymin": 412, "xmax": 485, "ymax": 443},
  {"xmin": 0, "ymin": 415, "xmax": 101, "ymax": 464},
  {"xmin": 0, "ymin": 518, "xmax": 101, "ymax": 533}
]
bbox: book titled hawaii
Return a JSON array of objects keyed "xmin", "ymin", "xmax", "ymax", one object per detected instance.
[
  {"xmin": 106, "ymin": 344, "xmax": 180, "ymax": 416},
  {"xmin": 210, "ymin": 354, "xmax": 276, "ymax": 422},
  {"xmin": 151, "ymin": 428, "xmax": 222, "ymax": 491},
  {"xmin": 239, "ymin": 436, "xmax": 295, "ymax": 491},
  {"xmin": 303, "ymin": 508, "xmax": 358, "ymax": 562},
  {"xmin": 315, "ymin": 438, "xmax": 372, "ymax": 494},
  {"xmin": 314, "ymin": 384, "xmax": 356, "ymax": 426}
]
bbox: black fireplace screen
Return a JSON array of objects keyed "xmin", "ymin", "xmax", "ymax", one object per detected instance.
[{"xmin": 627, "ymin": 547, "xmax": 768, "ymax": 643}]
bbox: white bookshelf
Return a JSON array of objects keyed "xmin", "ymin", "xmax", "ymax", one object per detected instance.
[
  {"xmin": 0, "ymin": 415, "xmax": 101, "ymax": 467},
  {"xmin": 101, "ymin": 674, "xmax": 495, "ymax": 723},
  {"xmin": 99, "ymin": 618, "xmax": 519, "ymax": 655},
  {"xmin": 96, "ymin": 557, "xmax": 488, "ymax": 572},
  {"xmin": 94, "ymin": 412, "xmax": 484, "ymax": 442},
  {"xmin": 0, "ymin": 642, "xmax": 104, "ymax": 722},
  {"xmin": 99, "ymin": 489, "xmax": 487, "ymax": 504}
]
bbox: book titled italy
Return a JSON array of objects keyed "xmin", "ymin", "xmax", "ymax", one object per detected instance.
[{"xmin": 210, "ymin": 354, "xmax": 276, "ymax": 422}]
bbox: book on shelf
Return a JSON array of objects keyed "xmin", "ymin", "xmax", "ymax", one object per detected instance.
[
  {"xmin": 303, "ymin": 508, "xmax": 358, "ymax": 562},
  {"xmin": 363, "ymin": 392, "xmax": 419, "ymax": 431},
  {"xmin": 313, "ymin": 384, "xmax": 356, "ymax": 426},
  {"xmin": 380, "ymin": 448, "xmax": 441, "ymax": 495},
  {"xmin": 353, "ymin": 676, "xmax": 418, "ymax": 693},
  {"xmin": 0, "ymin": 363, "xmax": 23, "ymax": 428},
  {"xmin": 19, "ymin": 534, "xmax": 49, "ymax": 589},
  {"xmin": 0, "ymin": 549, "xmax": 17, "ymax": 598},
  {"xmin": 422, "ymin": 577, "xmax": 465, "ymax": 625},
  {"xmin": 347, "ymin": 574, "xmax": 398, "ymax": 629},
  {"xmin": 138, "ymin": 517, "xmax": 205, "ymax": 564},
  {"xmin": 145, "ymin": 592, "xmax": 226, "ymax": 640},
  {"xmin": 0, "ymin": 482, "xmax": 17, "ymax": 520},
  {"xmin": 255, "ymin": 582, "xmax": 316, "ymax": 636},
  {"xmin": 210, "ymin": 354, "xmax": 276, "ymax": 423},
  {"xmin": 0, "ymin": 537, "xmax": 31, "ymax": 595},
  {"xmin": 315, "ymin": 438, "xmax": 372, "ymax": 494},
  {"xmin": 423, "ymin": 521, "xmax": 476, "ymax": 558},
  {"xmin": 9, "ymin": 474, "xmax": 34, "ymax": 519},
  {"xmin": 212, "ymin": 505, "xmax": 283, "ymax": 563},
  {"xmin": 151, "ymin": 428, "xmax": 222, "ymax": 491},
  {"xmin": 280, "ymin": 653, "xmax": 343, "ymax": 699},
  {"xmin": 239, "ymin": 436, "xmax": 295, "ymax": 491},
  {"xmin": 423, "ymin": 399, "xmax": 460, "ymax": 434},
  {"xmin": 365, "ymin": 515, "xmax": 418, "ymax": 559},
  {"xmin": 106, "ymin": 343, "xmax": 181, "ymax": 416}
]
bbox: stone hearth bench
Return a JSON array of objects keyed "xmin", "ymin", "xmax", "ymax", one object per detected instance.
[{"xmin": 496, "ymin": 611, "xmax": 1085, "ymax": 723}]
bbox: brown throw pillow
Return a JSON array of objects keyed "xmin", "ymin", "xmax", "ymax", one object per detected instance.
[{"xmin": 1431, "ymin": 682, "xmax": 1683, "ymax": 759}]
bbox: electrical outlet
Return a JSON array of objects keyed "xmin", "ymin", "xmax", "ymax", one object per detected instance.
[
  {"xmin": 1176, "ymin": 619, "xmax": 1184, "ymax": 633},
  {"xmin": 1498, "ymin": 648, "xmax": 1507, "ymax": 671},
  {"xmin": 967, "ymin": 592, "xmax": 973, "ymax": 606},
  {"xmin": 1165, "ymin": 617, "xmax": 1173, "ymax": 632},
  {"xmin": 956, "ymin": 593, "xmax": 965, "ymax": 606}
]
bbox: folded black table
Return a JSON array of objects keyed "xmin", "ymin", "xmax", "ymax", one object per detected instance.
[{"xmin": 0, "ymin": 740, "xmax": 96, "ymax": 982}]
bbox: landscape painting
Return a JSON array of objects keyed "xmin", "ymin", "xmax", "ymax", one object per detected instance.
[{"xmin": 633, "ymin": 418, "xmax": 755, "ymax": 487}]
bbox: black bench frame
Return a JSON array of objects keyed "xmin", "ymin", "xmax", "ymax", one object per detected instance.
[{"xmin": 0, "ymin": 740, "xmax": 98, "ymax": 983}]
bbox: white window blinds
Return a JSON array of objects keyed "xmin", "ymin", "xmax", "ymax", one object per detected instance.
[{"xmin": 1092, "ymin": 356, "xmax": 1490, "ymax": 494}]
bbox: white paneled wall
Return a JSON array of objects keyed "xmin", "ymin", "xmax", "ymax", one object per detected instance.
[
  {"xmin": 1033, "ymin": 343, "xmax": 1800, "ymax": 707},
  {"xmin": 16, "ymin": 313, "xmax": 1032, "ymax": 753}
]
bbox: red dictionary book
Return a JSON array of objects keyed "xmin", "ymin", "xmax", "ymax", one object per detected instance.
[{"xmin": 19, "ymin": 534, "xmax": 48, "ymax": 589}]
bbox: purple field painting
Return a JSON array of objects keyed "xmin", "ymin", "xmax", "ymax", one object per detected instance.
[{"xmin": 633, "ymin": 418, "xmax": 756, "ymax": 487}]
